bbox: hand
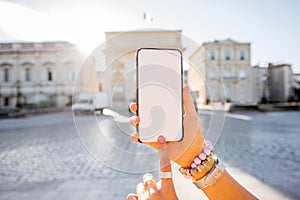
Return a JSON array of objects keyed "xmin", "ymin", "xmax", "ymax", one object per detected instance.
[
  {"xmin": 130, "ymin": 85, "xmax": 204, "ymax": 168},
  {"xmin": 126, "ymin": 136, "xmax": 178, "ymax": 200}
]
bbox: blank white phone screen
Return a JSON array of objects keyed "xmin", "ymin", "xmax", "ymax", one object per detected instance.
[{"xmin": 136, "ymin": 48, "xmax": 183, "ymax": 142}]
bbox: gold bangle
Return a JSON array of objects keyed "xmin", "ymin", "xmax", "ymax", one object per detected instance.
[{"xmin": 179, "ymin": 153, "xmax": 217, "ymax": 181}]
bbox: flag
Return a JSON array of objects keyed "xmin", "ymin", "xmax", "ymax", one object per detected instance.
[{"xmin": 143, "ymin": 12, "xmax": 154, "ymax": 22}]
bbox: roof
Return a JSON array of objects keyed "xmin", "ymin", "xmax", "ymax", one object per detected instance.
[
  {"xmin": 202, "ymin": 38, "xmax": 250, "ymax": 45},
  {"xmin": 268, "ymin": 63, "xmax": 291, "ymax": 69},
  {"xmin": 105, "ymin": 29, "xmax": 182, "ymax": 35},
  {"xmin": 252, "ymin": 65, "xmax": 268, "ymax": 69}
]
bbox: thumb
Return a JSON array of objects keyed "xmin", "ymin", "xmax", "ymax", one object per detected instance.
[{"xmin": 183, "ymin": 85, "xmax": 197, "ymax": 115}]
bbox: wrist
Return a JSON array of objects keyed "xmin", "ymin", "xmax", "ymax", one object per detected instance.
[
  {"xmin": 193, "ymin": 158, "xmax": 226, "ymax": 189},
  {"xmin": 175, "ymin": 149, "xmax": 202, "ymax": 168},
  {"xmin": 178, "ymin": 140, "xmax": 215, "ymax": 177},
  {"xmin": 175, "ymin": 140, "xmax": 206, "ymax": 168},
  {"xmin": 192, "ymin": 156, "xmax": 216, "ymax": 181}
]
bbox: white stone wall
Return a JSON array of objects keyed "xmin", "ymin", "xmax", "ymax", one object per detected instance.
[
  {"xmin": 0, "ymin": 42, "xmax": 84, "ymax": 108},
  {"xmin": 188, "ymin": 39, "xmax": 254, "ymax": 105},
  {"xmin": 102, "ymin": 30, "xmax": 184, "ymax": 109},
  {"xmin": 252, "ymin": 66, "xmax": 268, "ymax": 104}
]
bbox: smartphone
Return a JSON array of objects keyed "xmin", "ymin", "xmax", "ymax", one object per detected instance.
[{"xmin": 136, "ymin": 48, "xmax": 183, "ymax": 142}]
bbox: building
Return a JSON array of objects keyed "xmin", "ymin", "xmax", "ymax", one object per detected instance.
[
  {"xmin": 252, "ymin": 66, "xmax": 268, "ymax": 103},
  {"xmin": 292, "ymin": 73, "xmax": 300, "ymax": 101},
  {"xmin": 0, "ymin": 42, "xmax": 85, "ymax": 109},
  {"xmin": 268, "ymin": 63, "xmax": 294, "ymax": 102},
  {"xmin": 100, "ymin": 30, "xmax": 184, "ymax": 110},
  {"xmin": 293, "ymin": 73, "xmax": 300, "ymax": 86},
  {"xmin": 188, "ymin": 39, "xmax": 253, "ymax": 105}
]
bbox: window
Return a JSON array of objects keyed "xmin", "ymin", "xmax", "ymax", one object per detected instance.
[
  {"xmin": 257, "ymin": 90, "xmax": 260, "ymax": 102},
  {"xmin": 225, "ymin": 85, "xmax": 231, "ymax": 99},
  {"xmin": 239, "ymin": 68, "xmax": 246, "ymax": 79},
  {"xmin": 4, "ymin": 97, "xmax": 9, "ymax": 106},
  {"xmin": 42, "ymin": 43, "xmax": 54, "ymax": 48},
  {"xmin": 67, "ymin": 71, "xmax": 72, "ymax": 81},
  {"xmin": 112, "ymin": 71, "xmax": 125, "ymax": 100},
  {"xmin": 210, "ymin": 51, "xmax": 215, "ymax": 60},
  {"xmin": 47, "ymin": 68, "xmax": 52, "ymax": 81},
  {"xmin": 209, "ymin": 85, "xmax": 217, "ymax": 100},
  {"xmin": 225, "ymin": 51, "xmax": 231, "ymax": 60},
  {"xmin": 25, "ymin": 68, "xmax": 31, "ymax": 81},
  {"xmin": 22, "ymin": 43, "xmax": 34, "ymax": 49},
  {"xmin": 240, "ymin": 85, "xmax": 246, "ymax": 103},
  {"xmin": 208, "ymin": 68, "xmax": 215, "ymax": 79},
  {"xmin": 224, "ymin": 68, "xmax": 232, "ymax": 78},
  {"xmin": 68, "ymin": 95, "xmax": 72, "ymax": 103},
  {"xmin": 1, "ymin": 44, "xmax": 12, "ymax": 49},
  {"xmin": 4, "ymin": 68, "xmax": 9, "ymax": 82},
  {"xmin": 240, "ymin": 51, "xmax": 245, "ymax": 60},
  {"xmin": 67, "ymin": 71, "xmax": 75, "ymax": 81}
]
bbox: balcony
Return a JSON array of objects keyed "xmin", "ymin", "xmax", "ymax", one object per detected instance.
[{"xmin": 222, "ymin": 76, "xmax": 238, "ymax": 80}]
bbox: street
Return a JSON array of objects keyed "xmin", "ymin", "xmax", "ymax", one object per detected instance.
[{"xmin": 0, "ymin": 111, "xmax": 299, "ymax": 199}]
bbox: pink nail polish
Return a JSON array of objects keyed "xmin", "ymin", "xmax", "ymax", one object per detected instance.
[{"xmin": 158, "ymin": 135, "xmax": 165, "ymax": 143}]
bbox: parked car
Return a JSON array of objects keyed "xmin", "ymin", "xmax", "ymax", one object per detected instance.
[{"xmin": 72, "ymin": 92, "xmax": 109, "ymax": 115}]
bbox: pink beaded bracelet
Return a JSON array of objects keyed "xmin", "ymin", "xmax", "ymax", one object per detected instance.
[
  {"xmin": 179, "ymin": 140, "xmax": 216, "ymax": 179},
  {"xmin": 190, "ymin": 140, "xmax": 213, "ymax": 169}
]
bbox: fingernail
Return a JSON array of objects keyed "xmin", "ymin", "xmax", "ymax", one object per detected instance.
[
  {"xmin": 130, "ymin": 104, "xmax": 137, "ymax": 111},
  {"xmin": 158, "ymin": 135, "xmax": 165, "ymax": 144},
  {"xmin": 128, "ymin": 197, "xmax": 136, "ymax": 200}
]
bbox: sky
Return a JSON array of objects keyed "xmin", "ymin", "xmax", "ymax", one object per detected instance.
[{"xmin": 0, "ymin": 0, "xmax": 299, "ymax": 72}]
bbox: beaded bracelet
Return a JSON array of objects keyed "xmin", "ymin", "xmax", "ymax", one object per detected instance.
[
  {"xmin": 179, "ymin": 140, "xmax": 217, "ymax": 179},
  {"xmin": 191, "ymin": 140, "xmax": 214, "ymax": 168}
]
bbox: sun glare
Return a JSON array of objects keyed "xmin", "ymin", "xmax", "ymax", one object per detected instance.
[{"xmin": 0, "ymin": 1, "xmax": 106, "ymax": 56}]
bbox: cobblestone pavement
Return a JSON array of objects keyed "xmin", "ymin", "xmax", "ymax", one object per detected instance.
[{"xmin": 0, "ymin": 111, "xmax": 299, "ymax": 199}]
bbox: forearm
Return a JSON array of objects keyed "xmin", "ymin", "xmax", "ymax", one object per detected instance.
[
  {"xmin": 202, "ymin": 171, "xmax": 258, "ymax": 200},
  {"xmin": 176, "ymin": 142, "xmax": 257, "ymax": 199}
]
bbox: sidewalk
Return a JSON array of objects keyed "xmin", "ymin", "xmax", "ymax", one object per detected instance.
[{"xmin": 173, "ymin": 163, "xmax": 291, "ymax": 200}]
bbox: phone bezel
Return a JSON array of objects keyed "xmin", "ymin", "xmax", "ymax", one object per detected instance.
[{"xmin": 136, "ymin": 47, "xmax": 184, "ymax": 143}]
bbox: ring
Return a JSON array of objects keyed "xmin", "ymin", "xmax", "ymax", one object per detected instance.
[
  {"xmin": 143, "ymin": 180, "xmax": 155, "ymax": 190},
  {"xmin": 138, "ymin": 138, "xmax": 142, "ymax": 143},
  {"xmin": 159, "ymin": 171, "xmax": 172, "ymax": 179}
]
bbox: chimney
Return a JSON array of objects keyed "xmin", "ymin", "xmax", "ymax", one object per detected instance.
[{"xmin": 268, "ymin": 63, "xmax": 273, "ymax": 68}]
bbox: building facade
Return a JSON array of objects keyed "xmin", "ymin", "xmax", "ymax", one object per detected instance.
[
  {"xmin": 268, "ymin": 63, "xmax": 294, "ymax": 102},
  {"xmin": 0, "ymin": 42, "xmax": 84, "ymax": 109},
  {"xmin": 292, "ymin": 73, "xmax": 300, "ymax": 101},
  {"xmin": 101, "ymin": 30, "xmax": 184, "ymax": 109},
  {"xmin": 188, "ymin": 39, "xmax": 253, "ymax": 105},
  {"xmin": 252, "ymin": 66, "xmax": 268, "ymax": 103}
]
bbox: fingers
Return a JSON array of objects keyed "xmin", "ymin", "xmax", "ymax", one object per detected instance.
[
  {"xmin": 157, "ymin": 136, "xmax": 171, "ymax": 173},
  {"xmin": 143, "ymin": 173, "xmax": 156, "ymax": 184},
  {"xmin": 130, "ymin": 116, "xmax": 140, "ymax": 126},
  {"xmin": 183, "ymin": 85, "xmax": 197, "ymax": 115},
  {"xmin": 136, "ymin": 183, "xmax": 145, "ymax": 196},
  {"xmin": 130, "ymin": 103, "xmax": 137, "ymax": 113},
  {"xmin": 130, "ymin": 132, "xmax": 140, "ymax": 143},
  {"xmin": 133, "ymin": 173, "xmax": 158, "ymax": 199},
  {"xmin": 143, "ymin": 173, "xmax": 158, "ymax": 195},
  {"xmin": 126, "ymin": 194, "xmax": 138, "ymax": 200}
]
